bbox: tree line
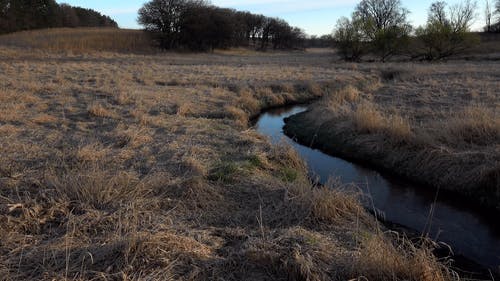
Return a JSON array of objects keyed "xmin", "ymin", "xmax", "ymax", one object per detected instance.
[
  {"xmin": 2, "ymin": 0, "xmax": 498, "ymax": 58},
  {"xmin": 139, "ymin": 0, "xmax": 500, "ymax": 57},
  {"xmin": 0, "ymin": 0, "xmax": 117, "ymax": 35},
  {"xmin": 334, "ymin": 0, "xmax": 500, "ymax": 62},
  {"xmin": 138, "ymin": 0, "xmax": 306, "ymax": 51}
]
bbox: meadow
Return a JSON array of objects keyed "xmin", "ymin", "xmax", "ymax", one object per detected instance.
[
  {"xmin": 0, "ymin": 28, "xmax": 153, "ymax": 54},
  {"xmin": 285, "ymin": 62, "xmax": 499, "ymax": 211},
  {"xmin": 0, "ymin": 28, "xmax": 496, "ymax": 280}
]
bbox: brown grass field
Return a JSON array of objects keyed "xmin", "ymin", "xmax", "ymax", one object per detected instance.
[
  {"xmin": 0, "ymin": 28, "xmax": 153, "ymax": 53},
  {"xmin": 285, "ymin": 63, "xmax": 500, "ymax": 211},
  {"xmin": 1, "ymin": 28, "xmax": 497, "ymax": 280}
]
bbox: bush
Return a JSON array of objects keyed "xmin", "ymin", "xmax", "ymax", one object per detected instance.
[
  {"xmin": 334, "ymin": 17, "xmax": 366, "ymax": 62},
  {"xmin": 371, "ymin": 25, "xmax": 411, "ymax": 62},
  {"xmin": 354, "ymin": 0, "xmax": 411, "ymax": 62},
  {"xmin": 334, "ymin": 0, "xmax": 411, "ymax": 62},
  {"xmin": 415, "ymin": 1, "xmax": 480, "ymax": 60}
]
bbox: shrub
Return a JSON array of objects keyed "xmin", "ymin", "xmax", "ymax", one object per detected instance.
[
  {"xmin": 415, "ymin": 1, "xmax": 480, "ymax": 60},
  {"xmin": 333, "ymin": 17, "xmax": 366, "ymax": 62},
  {"xmin": 334, "ymin": 0, "xmax": 412, "ymax": 62},
  {"xmin": 354, "ymin": 0, "xmax": 412, "ymax": 62}
]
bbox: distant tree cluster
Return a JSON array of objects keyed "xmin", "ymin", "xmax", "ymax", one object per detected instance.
[
  {"xmin": 333, "ymin": 0, "xmax": 412, "ymax": 62},
  {"xmin": 138, "ymin": 0, "xmax": 306, "ymax": 51},
  {"xmin": 304, "ymin": 35, "xmax": 334, "ymax": 48},
  {"xmin": 0, "ymin": 0, "xmax": 117, "ymax": 35},
  {"xmin": 333, "ymin": 0, "xmax": 481, "ymax": 61}
]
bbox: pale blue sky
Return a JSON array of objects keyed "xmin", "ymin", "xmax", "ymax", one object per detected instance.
[{"xmin": 57, "ymin": 0, "xmax": 487, "ymax": 36}]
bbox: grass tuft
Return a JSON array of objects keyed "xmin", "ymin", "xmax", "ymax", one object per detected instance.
[
  {"xmin": 208, "ymin": 161, "xmax": 240, "ymax": 183},
  {"xmin": 353, "ymin": 234, "xmax": 454, "ymax": 281},
  {"xmin": 88, "ymin": 102, "xmax": 116, "ymax": 118},
  {"xmin": 76, "ymin": 143, "xmax": 109, "ymax": 162},
  {"xmin": 46, "ymin": 169, "xmax": 144, "ymax": 210},
  {"xmin": 352, "ymin": 101, "xmax": 412, "ymax": 141},
  {"xmin": 441, "ymin": 105, "xmax": 500, "ymax": 146}
]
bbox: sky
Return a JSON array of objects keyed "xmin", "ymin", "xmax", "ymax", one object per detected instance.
[{"xmin": 57, "ymin": 0, "xmax": 488, "ymax": 36}]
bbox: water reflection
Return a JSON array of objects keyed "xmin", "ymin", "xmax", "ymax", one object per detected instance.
[{"xmin": 255, "ymin": 106, "xmax": 500, "ymax": 269}]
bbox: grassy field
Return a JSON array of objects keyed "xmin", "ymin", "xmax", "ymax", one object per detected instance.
[
  {"xmin": 0, "ymin": 28, "xmax": 153, "ymax": 53},
  {"xmin": 0, "ymin": 29, "xmax": 460, "ymax": 280},
  {"xmin": 0, "ymin": 27, "xmax": 464, "ymax": 280},
  {"xmin": 285, "ymin": 62, "xmax": 499, "ymax": 211}
]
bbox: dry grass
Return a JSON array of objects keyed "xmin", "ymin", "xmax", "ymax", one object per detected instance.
[
  {"xmin": 308, "ymin": 184, "xmax": 365, "ymax": 224},
  {"xmin": 224, "ymin": 105, "xmax": 248, "ymax": 127},
  {"xmin": 351, "ymin": 101, "xmax": 386, "ymax": 133},
  {"xmin": 338, "ymin": 85, "xmax": 361, "ymax": 102},
  {"xmin": 353, "ymin": 234, "xmax": 454, "ymax": 281},
  {"xmin": 285, "ymin": 62, "xmax": 500, "ymax": 210},
  {"xmin": 237, "ymin": 88, "xmax": 261, "ymax": 114},
  {"xmin": 440, "ymin": 105, "xmax": 500, "ymax": 146},
  {"xmin": 351, "ymin": 101, "xmax": 412, "ymax": 141},
  {"xmin": 87, "ymin": 102, "xmax": 117, "ymax": 118},
  {"xmin": 46, "ymin": 169, "xmax": 143, "ymax": 210},
  {"xmin": 0, "ymin": 28, "xmax": 154, "ymax": 53},
  {"xmin": 322, "ymin": 87, "xmax": 412, "ymax": 141},
  {"xmin": 0, "ymin": 38, "xmax": 456, "ymax": 280}
]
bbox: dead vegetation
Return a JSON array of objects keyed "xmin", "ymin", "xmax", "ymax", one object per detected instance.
[
  {"xmin": 353, "ymin": 234, "xmax": 455, "ymax": 281},
  {"xmin": 0, "ymin": 28, "xmax": 153, "ymax": 53},
  {"xmin": 0, "ymin": 39, "xmax": 459, "ymax": 280},
  {"xmin": 285, "ymin": 62, "xmax": 500, "ymax": 211}
]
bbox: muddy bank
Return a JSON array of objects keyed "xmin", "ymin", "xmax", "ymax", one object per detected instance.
[{"xmin": 283, "ymin": 110, "xmax": 500, "ymax": 213}]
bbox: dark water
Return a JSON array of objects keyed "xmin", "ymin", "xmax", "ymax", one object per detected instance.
[{"xmin": 255, "ymin": 105, "xmax": 500, "ymax": 271}]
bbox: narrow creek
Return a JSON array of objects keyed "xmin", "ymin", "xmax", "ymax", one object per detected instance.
[{"xmin": 255, "ymin": 105, "xmax": 500, "ymax": 274}]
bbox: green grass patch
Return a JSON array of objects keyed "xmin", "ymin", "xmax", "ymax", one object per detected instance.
[
  {"xmin": 280, "ymin": 167, "xmax": 299, "ymax": 182},
  {"xmin": 208, "ymin": 161, "xmax": 239, "ymax": 183},
  {"xmin": 247, "ymin": 155, "xmax": 264, "ymax": 169}
]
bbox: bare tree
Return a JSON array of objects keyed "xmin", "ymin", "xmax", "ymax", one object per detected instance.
[
  {"xmin": 416, "ymin": 0, "xmax": 479, "ymax": 60},
  {"xmin": 485, "ymin": 0, "xmax": 492, "ymax": 31},
  {"xmin": 449, "ymin": 0, "xmax": 477, "ymax": 32},
  {"xmin": 138, "ymin": 0, "xmax": 304, "ymax": 51},
  {"xmin": 138, "ymin": 0, "xmax": 187, "ymax": 49},
  {"xmin": 333, "ymin": 16, "xmax": 366, "ymax": 61},
  {"xmin": 429, "ymin": 1, "xmax": 449, "ymax": 25},
  {"xmin": 354, "ymin": 0, "xmax": 409, "ymax": 37},
  {"xmin": 353, "ymin": 0, "xmax": 412, "ymax": 61}
]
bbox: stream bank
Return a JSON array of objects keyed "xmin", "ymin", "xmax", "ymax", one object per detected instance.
[{"xmin": 255, "ymin": 105, "xmax": 500, "ymax": 276}]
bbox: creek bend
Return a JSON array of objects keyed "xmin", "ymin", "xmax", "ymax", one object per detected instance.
[{"xmin": 255, "ymin": 105, "xmax": 500, "ymax": 274}]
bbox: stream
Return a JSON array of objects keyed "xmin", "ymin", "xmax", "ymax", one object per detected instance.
[{"xmin": 255, "ymin": 105, "xmax": 500, "ymax": 274}]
